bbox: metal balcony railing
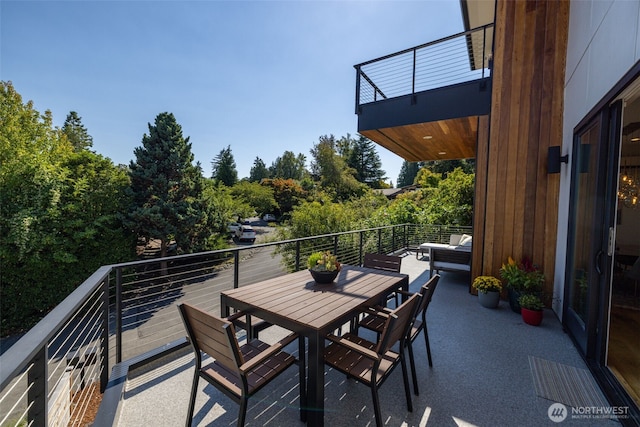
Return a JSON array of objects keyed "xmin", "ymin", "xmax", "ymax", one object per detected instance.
[
  {"xmin": 354, "ymin": 24, "xmax": 494, "ymax": 112},
  {"xmin": 0, "ymin": 223, "xmax": 471, "ymax": 426}
]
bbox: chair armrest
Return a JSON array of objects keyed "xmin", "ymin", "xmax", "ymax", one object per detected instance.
[
  {"xmin": 325, "ymin": 334, "xmax": 379, "ymax": 361},
  {"xmin": 239, "ymin": 333, "xmax": 298, "ymax": 373},
  {"xmin": 226, "ymin": 311, "xmax": 247, "ymax": 323},
  {"xmin": 359, "ymin": 305, "xmax": 392, "ymax": 315}
]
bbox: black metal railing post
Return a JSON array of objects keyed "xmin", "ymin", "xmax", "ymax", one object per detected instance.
[
  {"xmin": 333, "ymin": 235, "xmax": 338, "ymax": 258},
  {"xmin": 234, "ymin": 250, "xmax": 240, "ymax": 288},
  {"xmin": 412, "ymin": 48, "xmax": 416, "ymax": 95},
  {"xmin": 359, "ymin": 232, "xmax": 364, "ymax": 265},
  {"xmin": 295, "ymin": 241, "xmax": 301, "ymax": 271},
  {"xmin": 355, "ymin": 66, "xmax": 361, "ymax": 114},
  {"xmin": 482, "ymin": 25, "xmax": 487, "ymax": 78},
  {"xmin": 115, "ymin": 267, "xmax": 123, "ymax": 364},
  {"xmin": 28, "ymin": 346, "xmax": 47, "ymax": 426},
  {"xmin": 392, "ymin": 226, "xmax": 397, "ymax": 252},
  {"xmin": 100, "ymin": 277, "xmax": 110, "ymax": 393}
]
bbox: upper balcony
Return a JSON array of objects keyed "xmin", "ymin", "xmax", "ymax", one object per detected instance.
[{"xmin": 355, "ymin": 24, "xmax": 493, "ymax": 162}]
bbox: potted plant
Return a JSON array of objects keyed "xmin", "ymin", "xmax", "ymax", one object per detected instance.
[
  {"xmin": 472, "ymin": 275, "xmax": 503, "ymax": 308},
  {"xmin": 518, "ymin": 293, "xmax": 544, "ymax": 326},
  {"xmin": 307, "ymin": 251, "xmax": 341, "ymax": 284},
  {"xmin": 500, "ymin": 256, "xmax": 545, "ymax": 313}
]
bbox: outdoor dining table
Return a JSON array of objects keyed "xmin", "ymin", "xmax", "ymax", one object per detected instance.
[{"xmin": 220, "ymin": 264, "xmax": 409, "ymax": 427}]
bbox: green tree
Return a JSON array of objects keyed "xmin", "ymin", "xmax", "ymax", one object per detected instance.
[
  {"xmin": 424, "ymin": 159, "xmax": 475, "ymax": 177},
  {"xmin": 1, "ymin": 82, "xmax": 134, "ymax": 332},
  {"xmin": 270, "ymin": 151, "xmax": 307, "ymax": 180},
  {"xmin": 423, "ymin": 167, "xmax": 475, "ymax": 225},
  {"xmin": 415, "ymin": 167, "xmax": 441, "ymax": 188},
  {"xmin": 199, "ymin": 179, "xmax": 239, "ymax": 246},
  {"xmin": 62, "ymin": 111, "xmax": 93, "ymax": 151},
  {"xmin": 310, "ymin": 135, "xmax": 366, "ymax": 201},
  {"xmin": 262, "ymin": 178, "xmax": 306, "ymax": 216},
  {"xmin": 249, "ymin": 156, "xmax": 270, "ymax": 182},
  {"xmin": 343, "ymin": 135, "xmax": 386, "ymax": 188},
  {"xmin": 397, "ymin": 161, "xmax": 422, "ymax": 187},
  {"xmin": 126, "ymin": 112, "xmax": 204, "ymax": 259},
  {"xmin": 212, "ymin": 145, "xmax": 238, "ymax": 186},
  {"xmin": 231, "ymin": 181, "xmax": 277, "ymax": 217}
]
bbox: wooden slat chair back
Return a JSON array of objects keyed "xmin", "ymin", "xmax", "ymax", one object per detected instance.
[
  {"xmin": 356, "ymin": 274, "xmax": 440, "ymax": 396},
  {"xmin": 324, "ymin": 293, "xmax": 421, "ymax": 427},
  {"xmin": 363, "ymin": 253, "xmax": 402, "ymax": 273},
  {"xmin": 178, "ymin": 303, "xmax": 302, "ymax": 427},
  {"xmin": 363, "ymin": 253, "xmax": 403, "ymax": 306}
]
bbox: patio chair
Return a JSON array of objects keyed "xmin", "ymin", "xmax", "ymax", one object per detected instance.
[
  {"xmin": 178, "ymin": 303, "xmax": 305, "ymax": 427},
  {"xmin": 363, "ymin": 253, "xmax": 402, "ymax": 306},
  {"xmin": 356, "ymin": 274, "xmax": 440, "ymax": 395},
  {"xmin": 323, "ymin": 293, "xmax": 421, "ymax": 427},
  {"xmin": 231, "ymin": 313, "xmax": 272, "ymax": 340}
]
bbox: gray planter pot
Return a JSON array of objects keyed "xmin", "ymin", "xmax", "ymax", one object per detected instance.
[{"xmin": 478, "ymin": 291, "xmax": 500, "ymax": 308}]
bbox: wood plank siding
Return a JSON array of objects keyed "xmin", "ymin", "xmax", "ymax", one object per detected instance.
[{"xmin": 472, "ymin": 0, "xmax": 569, "ymax": 300}]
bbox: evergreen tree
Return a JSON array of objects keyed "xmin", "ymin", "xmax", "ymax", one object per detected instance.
[
  {"xmin": 212, "ymin": 145, "xmax": 238, "ymax": 186},
  {"xmin": 249, "ymin": 157, "xmax": 270, "ymax": 182},
  {"xmin": 346, "ymin": 135, "xmax": 386, "ymax": 188},
  {"xmin": 62, "ymin": 111, "xmax": 93, "ymax": 151},
  {"xmin": 126, "ymin": 112, "xmax": 204, "ymax": 260},
  {"xmin": 397, "ymin": 161, "xmax": 421, "ymax": 187}
]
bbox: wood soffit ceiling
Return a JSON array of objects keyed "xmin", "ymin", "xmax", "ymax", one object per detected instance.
[{"xmin": 360, "ymin": 116, "xmax": 479, "ymax": 162}]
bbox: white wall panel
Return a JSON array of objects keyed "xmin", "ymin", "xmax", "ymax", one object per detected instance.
[{"xmin": 557, "ymin": 0, "xmax": 640, "ymax": 318}]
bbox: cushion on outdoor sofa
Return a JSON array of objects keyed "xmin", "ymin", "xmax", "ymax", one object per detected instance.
[{"xmin": 458, "ymin": 234, "xmax": 473, "ymax": 247}]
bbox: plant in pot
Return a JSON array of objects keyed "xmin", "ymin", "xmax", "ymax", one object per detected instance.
[
  {"xmin": 500, "ymin": 256, "xmax": 545, "ymax": 313},
  {"xmin": 472, "ymin": 275, "xmax": 503, "ymax": 308},
  {"xmin": 518, "ymin": 293, "xmax": 544, "ymax": 326},
  {"xmin": 499, "ymin": 256, "xmax": 526, "ymax": 313},
  {"xmin": 307, "ymin": 251, "xmax": 341, "ymax": 284}
]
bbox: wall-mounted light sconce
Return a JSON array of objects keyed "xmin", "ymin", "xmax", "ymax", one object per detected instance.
[{"xmin": 548, "ymin": 146, "xmax": 569, "ymax": 174}]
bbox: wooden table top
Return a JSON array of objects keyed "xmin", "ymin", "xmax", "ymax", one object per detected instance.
[{"xmin": 221, "ymin": 265, "xmax": 408, "ymax": 334}]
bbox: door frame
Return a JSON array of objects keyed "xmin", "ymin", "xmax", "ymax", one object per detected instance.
[
  {"xmin": 563, "ymin": 61, "xmax": 640, "ymax": 425},
  {"xmin": 563, "ymin": 108, "xmax": 616, "ymax": 357}
]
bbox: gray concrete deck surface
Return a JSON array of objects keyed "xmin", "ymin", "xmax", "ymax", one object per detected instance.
[{"xmin": 117, "ymin": 254, "xmax": 619, "ymax": 426}]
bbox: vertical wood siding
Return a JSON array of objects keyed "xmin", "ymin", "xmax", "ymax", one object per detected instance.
[{"xmin": 472, "ymin": 0, "xmax": 569, "ymax": 300}]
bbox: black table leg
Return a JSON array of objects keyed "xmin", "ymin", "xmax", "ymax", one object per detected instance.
[{"xmin": 307, "ymin": 330, "xmax": 324, "ymax": 427}]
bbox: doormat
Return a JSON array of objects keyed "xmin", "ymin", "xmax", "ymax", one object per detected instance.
[{"xmin": 528, "ymin": 356, "xmax": 609, "ymax": 409}]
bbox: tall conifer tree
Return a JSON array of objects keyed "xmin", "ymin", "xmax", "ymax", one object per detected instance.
[
  {"xmin": 62, "ymin": 111, "xmax": 93, "ymax": 151},
  {"xmin": 211, "ymin": 145, "xmax": 238, "ymax": 186},
  {"xmin": 126, "ymin": 112, "xmax": 203, "ymax": 260}
]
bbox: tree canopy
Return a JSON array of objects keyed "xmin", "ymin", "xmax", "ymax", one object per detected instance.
[
  {"xmin": 1, "ymin": 82, "xmax": 134, "ymax": 333},
  {"xmin": 270, "ymin": 151, "xmax": 307, "ymax": 180}
]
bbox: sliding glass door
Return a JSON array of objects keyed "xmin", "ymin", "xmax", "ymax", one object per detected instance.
[{"xmin": 564, "ymin": 101, "xmax": 622, "ymax": 356}]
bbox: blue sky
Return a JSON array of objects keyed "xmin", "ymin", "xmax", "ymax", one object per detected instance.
[{"xmin": 2, "ymin": 0, "xmax": 463, "ymax": 184}]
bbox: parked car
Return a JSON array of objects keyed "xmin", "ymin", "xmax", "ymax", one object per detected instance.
[
  {"xmin": 262, "ymin": 213, "xmax": 276, "ymax": 222},
  {"xmin": 235, "ymin": 225, "xmax": 256, "ymax": 243},
  {"xmin": 227, "ymin": 222, "xmax": 241, "ymax": 234}
]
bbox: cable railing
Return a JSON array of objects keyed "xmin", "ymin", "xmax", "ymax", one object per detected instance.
[
  {"xmin": 355, "ymin": 24, "xmax": 493, "ymax": 111},
  {"xmin": 0, "ymin": 223, "xmax": 471, "ymax": 426}
]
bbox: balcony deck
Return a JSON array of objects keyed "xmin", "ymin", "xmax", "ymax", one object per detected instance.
[{"xmin": 117, "ymin": 253, "xmax": 617, "ymax": 426}]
